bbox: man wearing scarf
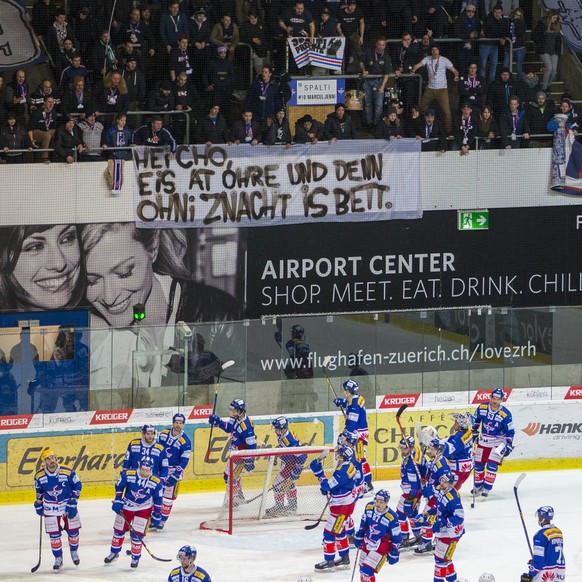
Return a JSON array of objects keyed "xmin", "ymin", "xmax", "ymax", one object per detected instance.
[{"xmin": 453, "ymin": 101, "xmax": 478, "ymax": 155}]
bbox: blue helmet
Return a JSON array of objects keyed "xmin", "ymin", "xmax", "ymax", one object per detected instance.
[
  {"xmin": 429, "ymin": 438, "xmax": 446, "ymax": 453},
  {"xmin": 173, "ymin": 413, "xmax": 186, "ymax": 423},
  {"xmin": 272, "ymin": 416, "xmax": 288, "ymax": 430},
  {"xmin": 139, "ymin": 457, "xmax": 154, "ymax": 470},
  {"xmin": 440, "ymin": 470, "xmax": 457, "ymax": 487},
  {"xmin": 177, "ymin": 545, "xmax": 197, "ymax": 561},
  {"xmin": 341, "ymin": 430, "xmax": 359, "ymax": 445},
  {"xmin": 343, "ymin": 379, "xmax": 359, "ymax": 394},
  {"xmin": 230, "ymin": 399, "xmax": 246, "ymax": 412},
  {"xmin": 536, "ymin": 506, "xmax": 554, "ymax": 522},
  {"xmin": 142, "ymin": 424, "xmax": 155, "ymax": 435},
  {"xmin": 375, "ymin": 489, "xmax": 390, "ymax": 503},
  {"xmin": 336, "ymin": 445, "xmax": 354, "ymax": 461},
  {"xmin": 399, "ymin": 435, "xmax": 415, "ymax": 448},
  {"xmin": 491, "ymin": 388, "xmax": 505, "ymax": 400}
]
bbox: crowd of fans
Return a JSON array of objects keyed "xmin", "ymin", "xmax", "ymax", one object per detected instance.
[{"xmin": 0, "ymin": 0, "xmax": 580, "ymax": 162}]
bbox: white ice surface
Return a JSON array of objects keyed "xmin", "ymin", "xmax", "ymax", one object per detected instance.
[{"xmin": 2, "ymin": 469, "xmax": 581, "ymax": 582}]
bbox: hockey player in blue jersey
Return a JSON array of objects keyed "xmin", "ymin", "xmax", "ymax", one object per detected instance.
[
  {"xmin": 353, "ymin": 489, "xmax": 402, "ymax": 582},
  {"xmin": 168, "ymin": 545, "xmax": 212, "ymax": 582},
  {"xmin": 265, "ymin": 416, "xmax": 308, "ymax": 516},
  {"xmin": 444, "ymin": 412, "xmax": 474, "ymax": 490},
  {"xmin": 415, "ymin": 438, "xmax": 451, "ymax": 556},
  {"xmin": 34, "ymin": 447, "xmax": 83, "ymax": 572},
  {"xmin": 334, "ymin": 379, "xmax": 373, "ymax": 494},
  {"xmin": 397, "ymin": 436, "xmax": 427, "ymax": 551},
  {"xmin": 104, "ymin": 457, "xmax": 163, "ymax": 569},
  {"xmin": 431, "ymin": 471, "xmax": 465, "ymax": 582},
  {"xmin": 151, "ymin": 413, "xmax": 192, "ymax": 531},
  {"xmin": 472, "ymin": 389, "xmax": 515, "ymax": 497},
  {"xmin": 123, "ymin": 424, "xmax": 169, "ymax": 481},
  {"xmin": 310, "ymin": 444, "xmax": 357, "ymax": 571},
  {"xmin": 209, "ymin": 398, "xmax": 257, "ymax": 503},
  {"xmin": 337, "ymin": 430, "xmax": 364, "ymax": 545},
  {"xmin": 521, "ymin": 506, "xmax": 565, "ymax": 582}
]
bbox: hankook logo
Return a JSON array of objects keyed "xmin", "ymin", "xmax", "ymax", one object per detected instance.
[{"xmin": 522, "ymin": 422, "xmax": 582, "ymax": 436}]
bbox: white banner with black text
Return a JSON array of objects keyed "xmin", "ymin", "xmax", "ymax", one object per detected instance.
[{"xmin": 132, "ymin": 139, "xmax": 422, "ymax": 229}]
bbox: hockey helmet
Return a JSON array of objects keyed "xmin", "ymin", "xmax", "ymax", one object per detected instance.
[
  {"xmin": 450, "ymin": 411, "xmax": 473, "ymax": 429},
  {"xmin": 139, "ymin": 456, "xmax": 154, "ymax": 469},
  {"xmin": 142, "ymin": 423, "xmax": 156, "ymax": 434},
  {"xmin": 375, "ymin": 489, "xmax": 390, "ymax": 503},
  {"xmin": 478, "ymin": 575, "xmax": 496, "ymax": 582},
  {"xmin": 341, "ymin": 430, "xmax": 359, "ymax": 445},
  {"xmin": 336, "ymin": 444, "xmax": 354, "ymax": 461},
  {"xmin": 429, "ymin": 438, "xmax": 446, "ymax": 453},
  {"xmin": 177, "ymin": 545, "xmax": 197, "ymax": 561},
  {"xmin": 230, "ymin": 399, "xmax": 246, "ymax": 412},
  {"xmin": 172, "ymin": 413, "xmax": 186, "ymax": 423},
  {"xmin": 399, "ymin": 435, "xmax": 415, "ymax": 449},
  {"xmin": 291, "ymin": 324, "xmax": 305, "ymax": 339},
  {"xmin": 491, "ymin": 388, "xmax": 505, "ymax": 400},
  {"xmin": 272, "ymin": 416, "xmax": 288, "ymax": 430},
  {"xmin": 536, "ymin": 506, "xmax": 554, "ymax": 522},
  {"xmin": 41, "ymin": 448, "xmax": 56, "ymax": 462},
  {"xmin": 342, "ymin": 379, "xmax": 359, "ymax": 394},
  {"xmin": 439, "ymin": 470, "xmax": 457, "ymax": 488}
]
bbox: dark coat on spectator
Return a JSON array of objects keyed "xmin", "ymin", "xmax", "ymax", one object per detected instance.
[
  {"xmin": 53, "ymin": 124, "xmax": 84, "ymax": 160},
  {"xmin": 264, "ymin": 117, "xmax": 292, "ymax": 145},
  {"xmin": 294, "ymin": 119, "xmax": 325, "ymax": 143},
  {"xmin": 196, "ymin": 114, "xmax": 230, "ymax": 144},
  {"xmin": 324, "ymin": 111, "xmax": 357, "ymax": 140}
]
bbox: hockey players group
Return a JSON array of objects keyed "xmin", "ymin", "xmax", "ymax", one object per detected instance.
[{"xmin": 33, "ymin": 385, "xmax": 565, "ymax": 581}]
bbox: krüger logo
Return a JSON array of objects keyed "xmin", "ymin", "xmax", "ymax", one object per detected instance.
[
  {"xmin": 565, "ymin": 387, "xmax": 582, "ymax": 399},
  {"xmin": 0, "ymin": 415, "xmax": 32, "ymax": 429},
  {"xmin": 90, "ymin": 410, "xmax": 132, "ymax": 424},
  {"xmin": 378, "ymin": 394, "xmax": 420, "ymax": 409}
]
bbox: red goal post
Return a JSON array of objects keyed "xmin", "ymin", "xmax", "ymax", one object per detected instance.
[{"xmin": 200, "ymin": 445, "xmax": 335, "ymax": 534}]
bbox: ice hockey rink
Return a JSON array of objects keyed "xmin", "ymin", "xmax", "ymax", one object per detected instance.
[{"xmin": 2, "ymin": 469, "xmax": 580, "ymax": 582}]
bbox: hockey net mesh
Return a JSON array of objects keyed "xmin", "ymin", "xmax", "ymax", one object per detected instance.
[{"xmin": 200, "ymin": 446, "xmax": 336, "ymax": 534}]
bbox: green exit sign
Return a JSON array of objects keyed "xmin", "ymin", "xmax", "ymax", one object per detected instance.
[{"xmin": 458, "ymin": 210, "xmax": 489, "ymax": 230}]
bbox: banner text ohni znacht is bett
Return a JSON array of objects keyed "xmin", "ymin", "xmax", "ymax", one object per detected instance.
[{"xmin": 132, "ymin": 140, "xmax": 422, "ymax": 228}]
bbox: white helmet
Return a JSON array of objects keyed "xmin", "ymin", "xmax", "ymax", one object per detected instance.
[{"xmin": 479, "ymin": 574, "xmax": 496, "ymax": 582}]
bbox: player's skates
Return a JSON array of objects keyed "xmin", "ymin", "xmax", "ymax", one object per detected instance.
[
  {"xmin": 334, "ymin": 555, "xmax": 350, "ymax": 569},
  {"xmin": 53, "ymin": 556, "xmax": 63, "ymax": 572},
  {"xmin": 130, "ymin": 557, "xmax": 140, "ymax": 569},
  {"xmin": 265, "ymin": 502, "xmax": 285, "ymax": 517},
  {"xmin": 314, "ymin": 559, "xmax": 335, "ymax": 571},
  {"xmin": 285, "ymin": 498, "xmax": 298, "ymax": 514},
  {"xmin": 470, "ymin": 486, "xmax": 483, "ymax": 495},
  {"xmin": 400, "ymin": 534, "xmax": 422, "ymax": 551},
  {"xmin": 70, "ymin": 550, "xmax": 80, "ymax": 566},
  {"xmin": 104, "ymin": 552, "xmax": 119, "ymax": 564},
  {"xmin": 481, "ymin": 489, "xmax": 490, "ymax": 497},
  {"xmin": 413, "ymin": 541, "xmax": 434, "ymax": 555},
  {"xmin": 233, "ymin": 490, "xmax": 246, "ymax": 507}
]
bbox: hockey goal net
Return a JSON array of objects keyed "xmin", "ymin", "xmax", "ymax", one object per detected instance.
[{"xmin": 200, "ymin": 446, "xmax": 335, "ymax": 534}]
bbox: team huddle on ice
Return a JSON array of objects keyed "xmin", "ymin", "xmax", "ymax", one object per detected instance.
[{"xmin": 33, "ymin": 384, "xmax": 565, "ymax": 581}]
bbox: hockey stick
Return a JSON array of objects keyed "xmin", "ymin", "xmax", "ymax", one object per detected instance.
[
  {"xmin": 350, "ymin": 548, "xmax": 360, "ymax": 582},
  {"xmin": 304, "ymin": 496, "xmax": 330, "ymax": 530},
  {"xmin": 204, "ymin": 360, "xmax": 235, "ymax": 463},
  {"xmin": 30, "ymin": 514, "xmax": 43, "ymax": 573},
  {"xmin": 396, "ymin": 404, "xmax": 425, "ymax": 487},
  {"xmin": 513, "ymin": 473, "xmax": 533, "ymax": 558},
  {"xmin": 322, "ymin": 355, "xmax": 346, "ymax": 418},
  {"xmin": 470, "ymin": 438, "xmax": 479, "ymax": 509},
  {"xmin": 116, "ymin": 511, "xmax": 171, "ymax": 562}
]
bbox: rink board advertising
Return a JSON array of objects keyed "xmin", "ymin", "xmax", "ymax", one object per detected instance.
[{"xmin": 245, "ymin": 206, "xmax": 582, "ymax": 317}]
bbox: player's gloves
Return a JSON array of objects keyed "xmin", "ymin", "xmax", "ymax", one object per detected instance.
[
  {"xmin": 310, "ymin": 459, "xmax": 323, "ymax": 477},
  {"xmin": 166, "ymin": 475, "xmax": 178, "ymax": 487},
  {"xmin": 422, "ymin": 484, "xmax": 434, "ymax": 498},
  {"xmin": 334, "ymin": 398, "xmax": 347, "ymax": 408},
  {"xmin": 151, "ymin": 509, "xmax": 162, "ymax": 523},
  {"xmin": 66, "ymin": 500, "xmax": 78, "ymax": 519},
  {"xmin": 504, "ymin": 443, "xmax": 514, "ymax": 457},
  {"xmin": 112, "ymin": 500, "xmax": 124, "ymax": 514},
  {"xmin": 320, "ymin": 487, "xmax": 328, "ymax": 496},
  {"xmin": 34, "ymin": 501, "xmax": 43, "ymax": 516},
  {"xmin": 353, "ymin": 534, "xmax": 363, "ymax": 549},
  {"xmin": 244, "ymin": 459, "xmax": 255, "ymax": 472},
  {"xmin": 403, "ymin": 495, "xmax": 418, "ymax": 515},
  {"xmin": 388, "ymin": 550, "xmax": 399, "ymax": 565},
  {"xmin": 520, "ymin": 574, "xmax": 533, "ymax": 582},
  {"xmin": 472, "ymin": 429, "xmax": 479, "ymax": 443},
  {"xmin": 432, "ymin": 518, "xmax": 443, "ymax": 534},
  {"xmin": 208, "ymin": 414, "xmax": 220, "ymax": 426}
]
